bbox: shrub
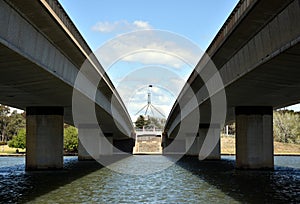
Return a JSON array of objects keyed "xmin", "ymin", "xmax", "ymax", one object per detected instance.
[{"xmin": 64, "ymin": 126, "xmax": 78, "ymax": 152}]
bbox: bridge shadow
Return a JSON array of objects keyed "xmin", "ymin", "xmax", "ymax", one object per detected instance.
[
  {"xmin": 174, "ymin": 156, "xmax": 300, "ymax": 203},
  {"xmin": 0, "ymin": 156, "xmax": 126, "ymax": 203},
  {"xmin": 0, "ymin": 155, "xmax": 299, "ymax": 203}
]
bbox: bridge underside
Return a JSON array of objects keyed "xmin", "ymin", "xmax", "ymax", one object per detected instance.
[
  {"xmin": 226, "ymin": 41, "xmax": 300, "ymax": 121},
  {"xmin": 164, "ymin": 0, "xmax": 300, "ymax": 169},
  {"xmin": 0, "ymin": 0, "xmax": 134, "ymax": 170}
]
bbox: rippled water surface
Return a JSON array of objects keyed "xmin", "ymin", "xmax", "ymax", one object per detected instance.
[{"xmin": 0, "ymin": 156, "xmax": 299, "ymax": 203}]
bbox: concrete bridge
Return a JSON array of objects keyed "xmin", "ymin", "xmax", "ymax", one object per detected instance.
[
  {"xmin": 1, "ymin": 0, "xmax": 299, "ymax": 171},
  {"xmin": 0, "ymin": 0, "xmax": 134, "ymax": 170},
  {"xmin": 164, "ymin": 0, "xmax": 300, "ymax": 169}
]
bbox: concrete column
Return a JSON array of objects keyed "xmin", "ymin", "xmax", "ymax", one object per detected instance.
[
  {"xmin": 182, "ymin": 125, "xmax": 221, "ymax": 158},
  {"xmin": 113, "ymin": 138, "xmax": 135, "ymax": 154},
  {"xmin": 186, "ymin": 133, "xmax": 200, "ymax": 156},
  {"xmin": 26, "ymin": 107, "xmax": 64, "ymax": 170},
  {"xmin": 78, "ymin": 127, "xmax": 113, "ymax": 160},
  {"xmin": 100, "ymin": 134, "xmax": 113, "ymax": 155},
  {"xmin": 206, "ymin": 139, "xmax": 220, "ymax": 160},
  {"xmin": 235, "ymin": 106, "xmax": 273, "ymax": 169},
  {"xmin": 162, "ymin": 138, "xmax": 185, "ymax": 154},
  {"xmin": 161, "ymin": 132, "xmax": 168, "ymax": 150},
  {"xmin": 78, "ymin": 125, "xmax": 100, "ymax": 160},
  {"xmin": 78, "ymin": 139, "xmax": 91, "ymax": 160},
  {"xmin": 198, "ymin": 124, "xmax": 221, "ymax": 160}
]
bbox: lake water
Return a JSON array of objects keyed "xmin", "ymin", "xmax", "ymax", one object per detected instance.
[{"xmin": 0, "ymin": 156, "xmax": 299, "ymax": 203}]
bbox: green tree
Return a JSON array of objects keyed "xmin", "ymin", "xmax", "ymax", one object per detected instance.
[
  {"xmin": 64, "ymin": 125, "xmax": 78, "ymax": 152},
  {"xmin": 135, "ymin": 115, "xmax": 144, "ymax": 129},
  {"xmin": 273, "ymin": 110, "xmax": 300, "ymax": 144},
  {"xmin": 6, "ymin": 110, "xmax": 25, "ymax": 141},
  {"xmin": 0, "ymin": 105, "xmax": 25, "ymax": 143},
  {"xmin": 144, "ymin": 116, "xmax": 166, "ymax": 129},
  {"xmin": 8, "ymin": 128, "xmax": 26, "ymax": 149},
  {"xmin": 0, "ymin": 105, "xmax": 10, "ymax": 142},
  {"xmin": 135, "ymin": 115, "xmax": 149, "ymax": 129}
]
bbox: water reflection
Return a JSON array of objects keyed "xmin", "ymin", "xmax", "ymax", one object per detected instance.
[
  {"xmin": 0, "ymin": 156, "xmax": 299, "ymax": 203},
  {"xmin": 176, "ymin": 156, "xmax": 300, "ymax": 203}
]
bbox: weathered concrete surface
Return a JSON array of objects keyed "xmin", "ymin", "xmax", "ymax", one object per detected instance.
[
  {"xmin": 78, "ymin": 140, "xmax": 93, "ymax": 161},
  {"xmin": 163, "ymin": 139, "xmax": 186, "ymax": 155},
  {"xmin": 186, "ymin": 125, "xmax": 221, "ymax": 160},
  {"xmin": 236, "ymin": 107, "xmax": 274, "ymax": 169},
  {"xmin": 78, "ymin": 128, "xmax": 114, "ymax": 160},
  {"xmin": 78, "ymin": 128, "xmax": 100, "ymax": 161},
  {"xmin": 26, "ymin": 107, "xmax": 64, "ymax": 170}
]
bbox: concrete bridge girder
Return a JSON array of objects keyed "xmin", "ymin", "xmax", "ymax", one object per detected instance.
[
  {"xmin": 165, "ymin": 0, "xmax": 300, "ymax": 169},
  {"xmin": 0, "ymin": 0, "xmax": 134, "ymax": 170}
]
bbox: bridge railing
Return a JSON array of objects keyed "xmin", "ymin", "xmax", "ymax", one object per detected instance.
[
  {"xmin": 41, "ymin": 0, "xmax": 134, "ymax": 133},
  {"xmin": 164, "ymin": 0, "xmax": 257, "ymax": 133},
  {"xmin": 44, "ymin": 0, "xmax": 92, "ymax": 55},
  {"xmin": 135, "ymin": 128, "xmax": 163, "ymax": 136},
  {"xmin": 135, "ymin": 128, "xmax": 163, "ymax": 132},
  {"xmin": 207, "ymin": 0, "xmax": 257, "ymax": 56}
]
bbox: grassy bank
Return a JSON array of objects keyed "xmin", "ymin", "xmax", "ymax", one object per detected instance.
[
  {"xmin": 1, "ymin": 138, "xmax": 300, "ymax": 156},
  {"xmin": 221, "ymin": 136, "xmax": 300, "ymax": 155},
  {"xmin": 0, "ymin": 145, "xmax": 25, "ymax": 155}
]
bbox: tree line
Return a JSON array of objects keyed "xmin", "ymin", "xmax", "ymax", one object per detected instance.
[
  {"xmin": 1, "ymin": 105, "xmax": 299, "ymax": 153},
  {"xmin": 135, "ymin": 115, "xmax": 166, "ymax": 130},
  {"xmin": 0, "ymin": 105, "xmax": 78, "ymax": 153},
  {"xmin": 0, "ymin": 105, "xmax": 25, "ymax": 144},
  {"xmin": 223, "ymin": 110, "xmax": 300, "ymax": 144},
  {"xmin": 273, "ymin": 110, "xmax": 300, "ymax": 144}
]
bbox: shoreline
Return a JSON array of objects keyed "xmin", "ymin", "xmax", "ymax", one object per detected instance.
[
  {"xmin": 221, "ymin": 153, "xmax": 300, "ymax": 156},
  {"xmin": 1, "ymin": 153, "xmax": 299, "ymax": 157},
  {"xmin": 0, "ymin": 153, "xmax": 78, "ymax": 157}
]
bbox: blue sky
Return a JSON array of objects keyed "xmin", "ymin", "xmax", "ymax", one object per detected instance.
[
  {"xmin": 59, "ymin": 0, "xmax": 239, "ymax": 51},
  {"xmin": 58, "ymin": 0, "xmax": 300, "ymax": 119}
]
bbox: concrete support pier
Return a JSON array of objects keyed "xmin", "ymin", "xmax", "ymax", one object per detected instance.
[
  {"xmin": 26, "ymin": 107, "xmax": 64, "ymax": 170},
  {"xmin": 198, "ymin": 124, "xmax": 221, "ymax": 160},
  {"xmin": 100, "ymin": 135, "xmax": 113, "ymax": 155},
  {"xmin": 235, "ymin": 106, "xmax": 274, "ymax": 169},
  {"xmin": 78, "ymin": 127, "xmax": 113, "ymax": 161},
  {"xmin": 185, "ymin": 124, "xmax": 220, "ymax": 160},
  {"xmin": 78, "ymin": 138, "xmax": 94, "ymax": 161},
  {"xmin": 113, "ymin": 138, "xmax": 135, "ymax": 154},
  {"xmin": 78, "ymin": 126, "xmax": 99, "ymax": 160},
  {"xmin": 162, "ymin": 138, "xmax": 186, "ymax": 155},
  {"xmin": 185, "ymin": 134, "xmax": 201, "ymax": 156}
]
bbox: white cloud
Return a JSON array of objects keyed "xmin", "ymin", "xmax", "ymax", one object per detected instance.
[
  {"xmin": 122, "ymin": 51, "xmax": 184, "ymax": 69},
  {"xmin": 92, "ymin": 20, "xmax": 151, "ymax": 33},
  {"xmin": 93, "ymin": 30, "xmax": 203, "ymax": 120},
  {"xmin": 95, "ymin": 30, "xmax": 203, "ymax": 70},
  {"xmin": 133, "ymin": 21, "xmax": 151, "ymax": 30}
]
